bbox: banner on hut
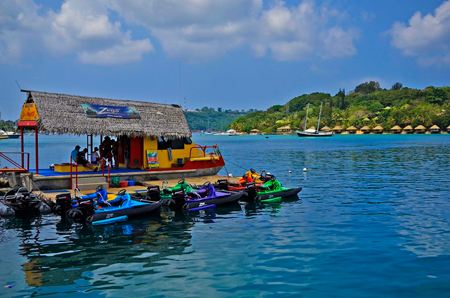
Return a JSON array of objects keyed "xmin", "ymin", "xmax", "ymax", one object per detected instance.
[{"xmin": 81, "ymin": 103, "xmax": 141, "ymax": 119}]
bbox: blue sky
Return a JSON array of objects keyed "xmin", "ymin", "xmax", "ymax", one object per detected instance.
[{"xmin": 0, "ymin": 0, "xmax": 449, "ymax": 119}]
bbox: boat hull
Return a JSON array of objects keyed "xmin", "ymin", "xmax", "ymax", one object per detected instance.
[
  {"xmin": 184, "ymin": 191, "xmax": 245, "ymax": 210},
  {"xmin": 90, "ymin": 201, "xmax": 161, "ymax": 222},
  {"xmin": 256, "ymin": 187, "xmax": 302, "ymax": 201},
  {"xmin": 296, "ymin": 131, "xmax": 333, "ymax": 137}
]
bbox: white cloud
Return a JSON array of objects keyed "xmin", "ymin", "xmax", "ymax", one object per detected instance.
[
  {"xmin": 390, "ymin": 0, "xmax": 450, "ymax": 65},
  {"xmin": 79, "ymin": 38, "xmax": 152, "ymax": 64},
  {"xmin": 0, "ymin": 0, "xmax": 357, "ymax": 64},
  {"xmin": 253, "ymin": 1, "xmax": 357, "ymax": 60},
  {"xmin": 0, "ymin": 0, "xmax": 153, "ymax": 65}
]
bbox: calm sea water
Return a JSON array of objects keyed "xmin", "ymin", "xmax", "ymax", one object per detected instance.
[{"xmin": 1, "ymin": 134, "xmax": 450, "ymax": 297}]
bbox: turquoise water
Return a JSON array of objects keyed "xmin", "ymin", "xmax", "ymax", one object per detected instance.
[{"xmin": 1, "ymin": 134, "xmax": 450, "ymax": 297}]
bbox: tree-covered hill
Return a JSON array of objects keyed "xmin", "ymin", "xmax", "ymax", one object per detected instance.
[
  {"xmin": 185, "ymin": 107, "xmax": 251, "ymax": 131},
  {"xmin": 230, "ymin": 82, "xmax": 450, "ymax": 133}
]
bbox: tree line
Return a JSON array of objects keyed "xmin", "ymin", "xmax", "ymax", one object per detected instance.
[{"xmin": 230, "ymin": 82, "xmax": 450, "ymax": 133}]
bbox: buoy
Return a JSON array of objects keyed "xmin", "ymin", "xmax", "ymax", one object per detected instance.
[
  {"xmin": 288, "ymin": 170, "xmax": 292, "ymax": 173},
  {"xmin": 303, "ymin": 168, "xmax": 308, "ymax": 172}
]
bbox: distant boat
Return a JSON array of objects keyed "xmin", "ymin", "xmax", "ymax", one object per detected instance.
[
  {"xmin": 296, "ymin": 102, "xmax": 333, "ymax": 137},
  {"xmin": 0, "ymin": 130, "xmax": 8, "ymax": 140},
  {"xmin": 6, "ymin": 131, "xmax": 20, "ymax": 139},
  {"xmin": 0, "ymin": 130, "xmax": 19, "ymax": 139}
]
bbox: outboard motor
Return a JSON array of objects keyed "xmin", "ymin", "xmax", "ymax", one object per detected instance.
[
  {"xmin": 54, "ymin": 193, "xmax": 73, "ymax": 216},
  {"xmin": 216, "ymin": 179, "xmax": 229, "ymax": 190},
  {"xmin": 146, "ymin": 185, "xmax": 161, "ymax": 201},
  {"xmin": 170, "ymin": 190, "xmax": 186, "ymax": 210},
  {"xmin": 245, "ymin": 182, "xmax": 257, "ymax": 200},
  {"xmin": 67, "ymin": 199, "xmax": 95, "ymax": 223}
]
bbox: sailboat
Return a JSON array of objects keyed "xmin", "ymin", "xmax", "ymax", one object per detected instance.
[{"xmin": 296, "ymin": 102, "xmax": 333, "ymax": 137}]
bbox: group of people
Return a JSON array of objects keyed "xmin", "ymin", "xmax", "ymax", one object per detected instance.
[{"xmin": 70, "ymin": 136, "xmax": 119, "ymax": 170}]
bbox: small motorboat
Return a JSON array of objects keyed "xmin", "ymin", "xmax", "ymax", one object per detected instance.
[
  {"xmin": 0, "ymin": 186, "xmax": 52, "ymax": 217},
  {"xmin": 55, "ymin": 188, "xmax": 161, "ymax": 225},
  {"xmin": 215, "ymin": 171, "xmax": 302, "ymax": 202},
  {"xmin": 183, "ymin": 182, "xmax": 245, "ymax": 211},
  {"xmin": 137, "ymin": 180, "xmax": 244, "ymax": 211}
]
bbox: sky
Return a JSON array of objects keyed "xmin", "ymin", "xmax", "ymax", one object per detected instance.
[{"xmin": 0, "ymin": 0, "xmax": 449, "ymax": 119}]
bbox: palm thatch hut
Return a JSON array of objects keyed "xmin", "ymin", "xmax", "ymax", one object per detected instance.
[
  {"xmin": 429, "ymin": 125, "xmax": 440, "ymax": 134},
  {"xmin": 360, "ymin": 126, "xmax": 371, "ymax": 134},
  {"xmin": 17, "ymin": 90, "xmax": 192, "ymax": 174},
  {"xmin": 414, "ymin": 125, "xmax": 426, "ymax": 134},
  {"xmin": 277, "ymin": 125, "xmax": 292, "ymax": 134},
  {"xmin": 403, "ymin": 125, "xmax": 413, "ymax": 134},
  {"xmin": 346, "ymin": 126, "xmax": 357, "ymax": 134},
  {"xmin": 22, "ymin": 90, "xmax": 191, "ymax": 138},
  {"xmin": 372, "ymin": 125, "xmax": 384, "ymax": 134},
  {"xmin": 390, "ymin": 125, "xmax": 402, "ymax": 134},
  {"xmin": 249, "ymin": 128, "xmax": 261, "ymax": 135},
  {"xmin": 332, "ymin": 125, "xmax": 343, "ymax": 134},
  {"xmin": 321, "ymin": 126, "xmax": 331, "ymax": 132}
]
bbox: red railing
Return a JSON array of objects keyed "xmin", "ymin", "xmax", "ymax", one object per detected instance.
[
  {"xmin": 189, "ymin": 145, "xmax": 220, "ymax": 159},
  {"xmin": 0, "ymin": 151, "xmax": 30, "ymax": 173},
  {"xmin": 69, "ymin": 156, "xmax": 78, "ymax": 189}
]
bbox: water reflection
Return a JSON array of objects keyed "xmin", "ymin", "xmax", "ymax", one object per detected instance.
[{"xmin": 2, "ymin": 215, "xmax": 194, "ymax": 289}]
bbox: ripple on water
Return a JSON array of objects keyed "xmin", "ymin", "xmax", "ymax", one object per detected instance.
[{"xmin": 1, "ymin": 135, "xmax": 450, "ymax": 297}]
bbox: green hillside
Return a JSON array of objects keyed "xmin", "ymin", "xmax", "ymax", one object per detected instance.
[
  {"xmin": 185, "ymin": 107, "xmax": 250, "ymax": 131},
  {"xmin": 230, "ymin": 82, "xmax": 450, "ymax": 133}
]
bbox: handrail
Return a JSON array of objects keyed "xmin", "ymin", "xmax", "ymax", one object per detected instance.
[
  {"xmin": 189, "ymin": 145, "xmax": 219, "ymax": 159},
  {"xmin": 0, "ymin": 151, "xmax": 30, "ymax": 172}
]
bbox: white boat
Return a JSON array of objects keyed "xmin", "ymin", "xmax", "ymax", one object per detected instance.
[
  {"xmin": 6, "ymin": 131, "xmax": 20, "ymax": 139},
  {"xmin": 296, "ymin": 103, "xmax": 333, "ymax": 137},
  {"xmin": 0, "ymin": 130, "xmax": 8, "ymax": 140}
]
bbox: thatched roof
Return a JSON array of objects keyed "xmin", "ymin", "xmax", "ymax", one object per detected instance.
[
  {"xmin": 373, "ymin": 125, "xmax": 383, "ymax": 131},
  {"xmin": 346, "ymin": 126, "xmax": 357, "ymax": 131},
  {"xmin": 360, "ymin": 125, "xmax": 370, "ymax": 131},
  {"xmin": 403, "ymin": 125, "xmax": 413, "ymax": 130},
  {"xmin": 23, "ymin": 90, "xmax": 191, "ymax": 138},
  {"xmin": 332, "ymin": 125, "xmax": 343, "ymax": 131},
  {"xmin": 391, "ymin": 125, "xmax": 402, "ymax": 130},
  {"xmin": 250, "ymin": 128, "xmax": 260, "ymax": 133},
  {"xmin": 429, "ymin": 124, "xmax": 440, "ymax": 130},
  {"xmin": 277, "ymin": 125, "xmax": 291, "ymax": 131},
  {"xmin": 321, "ymin": 126, "xmax": 331, "ymax": 132},
  {"xmin": 414, "ymin": 125, "xmax": 426, "ymax": 130}
]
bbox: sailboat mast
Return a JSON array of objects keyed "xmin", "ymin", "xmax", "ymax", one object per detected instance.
[
  {"xmin": 304, "ymin": 103, "xmax": 309, "ymax": 131},
  {"xmin": 316, "ymin": 102, "xmax": 323, "ymax": 133}
]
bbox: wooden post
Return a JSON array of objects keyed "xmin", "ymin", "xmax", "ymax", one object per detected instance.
[
  {"xmin": 35, "ymin": 126, "xmax": 39, "ymax": 174},
  {"xmin": 20, "ymin": 127, "xmax": 24, "ymax": 168}
]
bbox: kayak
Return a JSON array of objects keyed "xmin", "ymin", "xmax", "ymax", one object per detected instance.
[{"xmin": 55, "ymin": 189, "xmax": 161, "ymax": 224}]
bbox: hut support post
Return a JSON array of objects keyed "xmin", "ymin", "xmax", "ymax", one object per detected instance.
[
  {"xmin": 20, "ymin": 127, "xmax": 24, "ymax": 168},
  {"xmin": 34, "ymin": 126, "xmax": 39, "ymax": 175},
  {"xmin": 87, "ymin": 134, "xmax": 93, "ymax": 160}
]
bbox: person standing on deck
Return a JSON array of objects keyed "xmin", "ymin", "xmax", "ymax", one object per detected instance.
[{"xmin": 100, "ymin": 136, "xmax": 113, "ymax": 166}]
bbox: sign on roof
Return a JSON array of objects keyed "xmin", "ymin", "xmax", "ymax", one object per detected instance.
[{"xmin": 81, "ymin": 103, "xmax": 141, "ymax": 119}]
